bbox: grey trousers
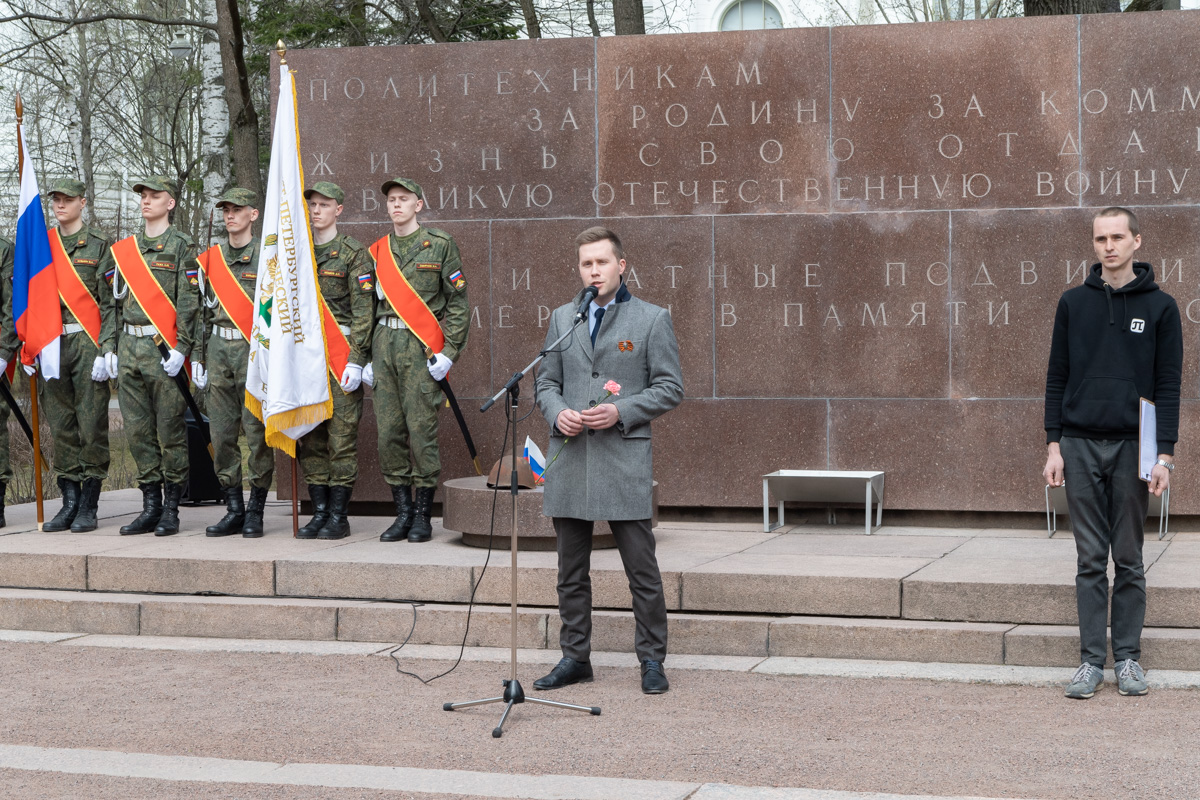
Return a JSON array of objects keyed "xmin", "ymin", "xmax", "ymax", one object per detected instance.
[
  {"xmin": 1061, "ymin": 436, "xmax": 1149, "ymax": 667},
  {"xmin": 553, "ymin": 517, "xmax": 668, "ymax": 663}
]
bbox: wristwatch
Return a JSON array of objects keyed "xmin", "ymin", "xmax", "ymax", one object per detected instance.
[{"xmin": 1155, "ymin": 459, "xmax": 1175, "ymax": 472}]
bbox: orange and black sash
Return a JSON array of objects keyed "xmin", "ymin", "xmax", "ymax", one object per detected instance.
[
  {"xmin": 369, "ymin": 235, "xmax": 445, "ymax": 354},
  {"xmin": 197, "ymin": 245, "xmax": 253, "ymax": 341},
  {"xmin": 50, "ymin": 229, "xmax": 101, "ymax": 347},
  {"xmin": 110, "ymin": 235, "xmax": 178, "ymax": 350}
]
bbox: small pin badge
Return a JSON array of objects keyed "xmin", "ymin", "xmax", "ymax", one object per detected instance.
[{"xmin": 618, "ymin": 340, "xmax": 633, "ymax": 352}]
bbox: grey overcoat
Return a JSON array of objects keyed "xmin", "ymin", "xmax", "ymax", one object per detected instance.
[{"xmin": 535, "ymin": 284, "xmax": 683, "ymax": 521}]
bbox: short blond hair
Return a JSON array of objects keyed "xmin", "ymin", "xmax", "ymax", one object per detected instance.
[
  {"xmin": 1095, "ymin": 206, "xmax": 1139, "ymax": 237},
  {"xmin": 574, "ymin": 226, "xmax": 623, "ymax": 260}
]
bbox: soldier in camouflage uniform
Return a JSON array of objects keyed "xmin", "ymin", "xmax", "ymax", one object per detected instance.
[
  {"xmin": 40, "ymin": 179, "xmax": 117, "ymax": 533},
  {"xmin": 295, "ymin": 182, "xmax": 374, "ymax": 540},
  {"xmin": 114, "ymin": 176, "xmax": 199, "ymax": 536},
  {"xmin": 0, "ymin": 237, "xmax": 15, "ymax": 527},
  {"xmin": 196, "ymin": 188, "xmax": 273, "ymax": 538},
  {"xmin": 365, "ymin": 178, "xmax": 468, "ymax": 543}
]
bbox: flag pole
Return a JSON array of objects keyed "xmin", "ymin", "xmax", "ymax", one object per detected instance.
[
  {"xmin": 14, "ymin": 93, "xmax": 45, "ymax": 529},
  {"xmin": 277, "ymin": 38, "xmax": 300, "ymax": 538}
]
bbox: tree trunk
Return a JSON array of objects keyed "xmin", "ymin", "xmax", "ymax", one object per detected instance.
[
  {"xmin": 586, "ymin": 0, "xmax": 601, "ymax": 36},
  {"xmin": 520, "ymin": 0, "xmax": 542, "ymax": 38},
  {"xmin": 73, "ymin": 15, "xmax": 96, "ymax": 224},
  {"xmin": 214, "ymin": 0, "xmax": 261, "ymax": 202},
  {"xmin": 415, "ymin": 0, "xmax": 449, "ymax": 42},
  {"xmin": 613, "ymin": 0, "xmax": 646, "ymax": 34},
  {"xmin": 1023, "ymin": 0, "xmax": 1119, "ymax": 14},
  {"xmin": 198, "ymin": 3, "xmax": 229, "ymax": 225}
]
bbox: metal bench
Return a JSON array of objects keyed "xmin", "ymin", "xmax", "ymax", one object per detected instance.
[{"xmin": 763, "ymin": 470, "xmax": 885, "ymax": 535}]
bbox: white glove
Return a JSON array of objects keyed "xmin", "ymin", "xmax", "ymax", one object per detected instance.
[
  {"xmin": 428, "ymin": 352, "xmax": 452, "ymax": 382},
  {"xmin": 22, "ymin": 362, "xmax": 36, "ymax": 376},
  {"xmin": 340, "ymin": 363, "xmax": 363, "ymax": 392},
  {"xmin": 192, "ymin": 362, "xmax": 207, "ymax": 390},
  {"xmin": 161, "ymin": 348, "xmax": 185, "ymax": 377},
  {"xmin": 105, "ymin": 352, "xmax": 119, "ymax": 380},
  {"xmin": 362, "ymin": 362, "xmax": 374, "ymax": 388},
  {"xmin": 91, "ymin": 356, "xmax": 108, "ymax": 382}
]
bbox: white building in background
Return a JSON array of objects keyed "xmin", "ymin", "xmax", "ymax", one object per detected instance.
[{"xmin": 691, "ymin": 0, "xmax": 789, "ymax": 31}]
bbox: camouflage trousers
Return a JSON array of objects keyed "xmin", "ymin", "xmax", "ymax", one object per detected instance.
[
  {"xmin": 297, "ymin": 378, "xmax": 363, "ymax": 487},
  {"xmin": 117, "ymin": 331, "xmax": 188, "ymax": 485},
  {"xmin": 373, "ymin": 326, "xmax": 442, "ymax": 488},
  {"xmin": 39, "ymin": 331, "xmax": 110, "ymax": 482},
  {"xmin": 206, "ymin": 333, "xmax": 273, "ymax": 490},
  {"xmin": 0, "ymin": 388, "xmax": 10, "ymax": 486}
]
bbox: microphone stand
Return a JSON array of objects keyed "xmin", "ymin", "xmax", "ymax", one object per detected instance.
[{"xmin": 443, "ymin": 309, "xmax": 600, "ymax": 738}]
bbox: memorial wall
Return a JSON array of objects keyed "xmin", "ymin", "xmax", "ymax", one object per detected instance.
[{"xmin": 277, "ymin": 11, "xmax": 1200, "ymax": 514}]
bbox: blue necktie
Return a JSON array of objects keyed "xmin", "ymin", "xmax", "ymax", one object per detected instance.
[{"xmin": 591, "ymin": 307, "xmax": 605, "ymax": 346}]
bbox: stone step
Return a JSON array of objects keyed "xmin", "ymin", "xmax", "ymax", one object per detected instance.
[
  {"xmin": 2, "ymin": 587, "xmax": 1199, "ymax": 670},
  {"xmin": 3, "ymin": 492, "xmax": 1199, "ymax": 636}
]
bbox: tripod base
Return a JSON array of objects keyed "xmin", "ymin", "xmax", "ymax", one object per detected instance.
[{"xmin": 444, "ymin": 678, "xmax": 601, "ymax": 738}]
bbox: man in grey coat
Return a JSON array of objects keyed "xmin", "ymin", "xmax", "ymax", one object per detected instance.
[{"xmin": 533, "ymin": 227, "xmax": 684, "ymax": 695}]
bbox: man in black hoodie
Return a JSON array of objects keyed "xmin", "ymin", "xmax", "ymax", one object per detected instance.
[{"xmin": 1043, "ymin": 206, "xmax": 1182, "ymax": 700}]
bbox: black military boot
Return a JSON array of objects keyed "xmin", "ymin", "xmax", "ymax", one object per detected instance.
[
  {"xmin": 317, "ymin": 486, "xmax": 351, "ymax": 540},
  {"xmin": 43, "ymin": 477, "xmax": 81, "ymax": 532},
  {"xmin": 379, "ymin": 484, "xmax": 413, "ymax": 542},
  {"xmin": 407, "ymin": 487, "xmax": 435, "ymax": 543},
  {"xmin": 206, "ymin": 486, "xmax": 245, "ymax": 537},
  {"xmin": 297, "ymin": 485, "xmax": 330, "ymax": 539},
  {"xmin": 241, "ymin": 486, "xmax": 269, "ymax": 538},
  {"xmin": 121, "ymin": 483, "xmax": 162, "ymax": 535},
  {"xmin": 0, "ymin": 481, "xmax": 7, "ymax": 528},
  {"xmin": 154, "ymin": 482, "xmax": 183, "ymax": 536},
  {"xmin": 70, "ymin": 478, "xmax": 103, "ymax": 532}
]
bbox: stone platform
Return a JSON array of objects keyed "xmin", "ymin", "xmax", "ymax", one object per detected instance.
[{"xmin": 1, "ymin": 488, "xmax": 1198, "ymax": 669}]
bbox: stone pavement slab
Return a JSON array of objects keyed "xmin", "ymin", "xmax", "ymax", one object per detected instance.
[{"xmin": 682, "ymin": 553, "xmax": 930, "ymax": 616}]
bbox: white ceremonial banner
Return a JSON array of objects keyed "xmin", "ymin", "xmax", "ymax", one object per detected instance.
[{"xmin": 245, "ymin": 61, "xmax": 332, "ymax": 455}]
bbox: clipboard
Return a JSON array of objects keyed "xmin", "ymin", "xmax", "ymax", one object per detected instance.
[{"xmin": 1138, "ymin": 398, "xmax": 1157, "ymax": 483}]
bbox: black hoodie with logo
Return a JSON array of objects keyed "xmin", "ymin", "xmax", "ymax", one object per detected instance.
[{"xmin": 1044, "ymin": 261, "xmax": 1183, "ymax": 455}]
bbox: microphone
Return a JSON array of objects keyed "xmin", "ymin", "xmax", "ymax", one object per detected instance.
[{"xmin": 573, "ymin": 285, "xmax": 600, "ymax": 323}]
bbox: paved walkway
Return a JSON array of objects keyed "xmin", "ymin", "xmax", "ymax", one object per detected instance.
[{"xmin": 0, "ymin": 632, "xmax": 1196, "ymax": 800}]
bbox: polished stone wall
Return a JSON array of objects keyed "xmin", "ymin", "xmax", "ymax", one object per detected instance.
[{"xmin": 277, "ymin": 12, "xmax": 1200, "ymax": 513}]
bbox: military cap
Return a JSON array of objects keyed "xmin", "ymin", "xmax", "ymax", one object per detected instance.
[
  {"xmin": 380, "ymin": 177, "xmax": 423, "ymax": 200},
  {"xmin": 215, "ymin": 187, "xmax": 258, "ymax": 209},
  {"xmin": 131, "ymin": 176, "xmax": 179, "ymax": 199},
  {"xmin": 48, "ymin": 178, "xmax": 86, "ymax": 198},
  {"xmin": 304, "ymin": 181, "xmax": 345, "ymax": 204}
]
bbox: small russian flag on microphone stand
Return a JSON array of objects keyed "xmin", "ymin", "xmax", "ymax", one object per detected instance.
[{"xmin": 13, "ymin": 122, "xmax": 60, "ymax": 379}]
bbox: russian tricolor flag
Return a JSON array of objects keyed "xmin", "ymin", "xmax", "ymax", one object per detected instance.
[
  {"xmin": 523, "ymin": 436, "xmax": 546, "ymax": 484},
  {"xmin": 13, "ymin": 124, "xmax": 60, "ymax": 379}
]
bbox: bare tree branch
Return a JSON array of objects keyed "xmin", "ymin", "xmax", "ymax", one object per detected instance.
[{"xmin": 0, "ymin": 11, "xmax": 216, "ymax": 30}]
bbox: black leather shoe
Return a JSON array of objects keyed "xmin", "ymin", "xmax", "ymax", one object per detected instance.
[
  {"xmin": 380, "ymin": 484, "xmax": 413, "ymax": 542},
  {"xmin": 241, "ymin": 486, "xmax": 269, "ymax": 538},
  {"xmin": 121, "ymin": 483, "xmax": 162, "ymax": 535},
  {"xmin": 206, "ymin": 486, "xmax": 245, "ymax": 537},
  {"xmin": 70, "ymin": 478, "xmax": 103, "ymax": 532},
  {"xmin": 407, "ymin": 486, "xmax": 435, "ymax": 543},
  {"xmin": 533, "ymin": 657, "xmax": 593, "ymax": 690},
  {"xmin": 641, "ymin": 660, "xmax": 669, "ymax": 694},
  {"xmin": 43, "ymin": 477, "xmax": 80, "ymax": 532},
  {"xmin": 297, "ymin": 485, "xmax": 330, "ymax": 539}
]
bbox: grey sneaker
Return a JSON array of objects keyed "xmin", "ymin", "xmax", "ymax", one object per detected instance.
[
  {"xmin": 1115, "ymin": 659, "xmax": 1149, "ymax": 696},
  {"xmin": 1065, "ymin": 663, "xmax": 1103, "ymax": 699}
]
